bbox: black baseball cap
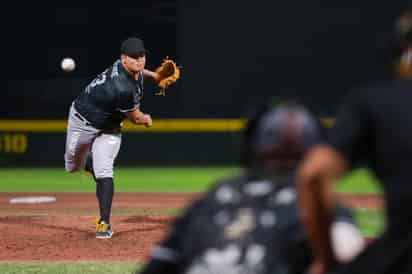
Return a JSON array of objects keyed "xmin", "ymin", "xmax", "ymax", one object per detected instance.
[{"xmin": 120, "ymin": 37, "xmax": 146, "ymax": 57}]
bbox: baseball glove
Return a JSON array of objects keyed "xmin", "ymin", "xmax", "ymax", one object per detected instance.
[{"xmin": 155, "ymin": 57, "xmax": 180, "ymax": 96}]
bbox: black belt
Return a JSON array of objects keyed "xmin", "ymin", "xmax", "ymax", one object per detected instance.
[
  {"xmin": 74, "ymin": 112, "xmax": 92, "ymax": 127},
  {"xmin": 73, "ymin": 110, "xmax": 120, "ymax": 133},
  {"xmin": 101, "ymin": 127, "xmax": 121, "ymax": 134}
]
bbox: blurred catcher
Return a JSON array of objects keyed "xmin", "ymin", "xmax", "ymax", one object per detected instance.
[
  {"xmin": 154, "ymin": 57, "xmax": 180, "ymax": 96},
  {"xmin": 138, "ymin": 100, "xmax": 364, "ymax": 274}
]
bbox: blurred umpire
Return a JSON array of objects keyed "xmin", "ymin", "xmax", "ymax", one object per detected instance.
[
  {"xmin": 298, "ymin": 9, "xmax": 412, "ymax": 274},
  {"xmin": 138, "ymin": 101, "xmax": 364, "ymax": 274}
]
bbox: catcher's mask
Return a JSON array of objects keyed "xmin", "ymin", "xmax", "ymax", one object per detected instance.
[{"xmin": 241, "ymin": 101, "xmax": 321, "ymax": 171}]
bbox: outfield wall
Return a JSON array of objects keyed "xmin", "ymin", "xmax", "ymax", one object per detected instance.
[
  {"xmin": 0, "ymin": 119, "xmax": 243, "ymax": 167},
  {"xmin": 0, "ymin": 132, "xmax": 240, "ymax": 167},
  {"xmin": 0, "ymin": 118, "xmax": 337, "ymax": 167}
]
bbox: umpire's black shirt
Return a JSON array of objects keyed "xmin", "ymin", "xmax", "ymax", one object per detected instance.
[
  {"xmin": 328, "ymin": 79, "xmax": 412, "ymax": 228},
  {"xmin": 74, "ymin": 60, "xmax": 143, "ymax": 130}
]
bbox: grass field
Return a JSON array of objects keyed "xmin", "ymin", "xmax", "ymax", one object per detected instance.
[
  {"xmin": 0, "ymin": 262, "xmax": 141, "ymax": 274},
  {"xmin": 0, "ymin": 167, "xmax": 381, "ymax": 193},
  {"xmin": 0, "ymin": 167, "xmax": 383, "ymax": 273}
]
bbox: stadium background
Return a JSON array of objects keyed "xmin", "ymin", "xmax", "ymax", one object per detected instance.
[
  {"xmin": 0, "ymin": 1, "xmax": 400, "ymax": 273},
  {"xmin": 0, "ymin": 1, "xmax": 408, "ymax": 166}
]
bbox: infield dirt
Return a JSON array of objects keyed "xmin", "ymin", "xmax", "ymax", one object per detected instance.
[{"xmin": 0, "ymin": 192, "xmax": 382, "ymax": 262}]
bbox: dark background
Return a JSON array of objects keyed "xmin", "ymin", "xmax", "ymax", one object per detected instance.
[
  {"xmin": 178, "ymin": 1, "xmax": 407, "ymax": 117},
  {"xmin": 0, "ymin": 1, "xmax": 410, "ymax": 166},
  {"xmin": 0, "ymin": 1, "xmax": 409, "ymax": 119},
  {"xmin": 0, "ymin": 1, "xmax": 178, "ymax": 119}
]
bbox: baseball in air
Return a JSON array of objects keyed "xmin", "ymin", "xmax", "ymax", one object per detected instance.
[{"xmin": 61, "ymin": 57, "xmax": 76, "ymax": 72}]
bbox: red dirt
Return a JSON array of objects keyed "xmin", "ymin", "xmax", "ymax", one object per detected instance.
[
  {"xmin": 336, "ymin": 193, "xmax": 383, "ymax": 210},
  {"xmin": 0, "ymin": 192, "xmax": 381, "ymax": 262}
]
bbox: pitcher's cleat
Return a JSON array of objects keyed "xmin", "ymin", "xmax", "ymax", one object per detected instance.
[
  {"xmin": 96, "ymin": 220, "xmax": 114, "ymax": 239},
  {"xmin": 95, "ymin": 217, "xmax": 100, "ymax": 231}
]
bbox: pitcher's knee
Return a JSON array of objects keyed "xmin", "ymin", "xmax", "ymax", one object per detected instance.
[{"xmin": 94, "ymin": 167, "xmax": 114, "ymax": 179}]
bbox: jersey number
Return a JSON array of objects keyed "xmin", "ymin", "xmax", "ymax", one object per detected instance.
[
  {"xmin": 90, "ymin": 73, "xmax": 107, "ymax": 87},
  {"xmin": 86, "ymin": 71, "xmax": 107, "ymax": 93}
]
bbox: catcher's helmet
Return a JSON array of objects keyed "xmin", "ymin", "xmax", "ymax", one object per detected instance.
[{"xmin": 241, "ymin": 101, "xmax": 322, "ymax": 170}]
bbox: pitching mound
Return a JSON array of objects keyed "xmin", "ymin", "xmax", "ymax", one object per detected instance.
[{"xmin": 0, "ymin": 192, "xmax": 381, "ymax": 262}]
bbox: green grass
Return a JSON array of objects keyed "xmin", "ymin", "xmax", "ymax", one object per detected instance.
[
  {"xmin": 115, "ymin": 167, "xmax": 238, "ymax": 192},
  {"xmin": 337, "ymin": 169, "xmax": 383, "ymax": 193},
  {"xmin": 355, "ymin": 209, "xmax": 385, "ymax": 237},
  {"xmin": 0, "ymin": 167, "xmax": 381, "ymax": 193},
  {"xmin": 0, "ymin": 167, "xmax": 238, "ymax": 192},
  {"xmin": 0, "ymin": 262, "xmax": 141, "ymax": 274}
]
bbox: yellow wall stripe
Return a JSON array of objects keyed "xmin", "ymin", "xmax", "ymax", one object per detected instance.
[
  {"xmin": 0, "ymin": 120, "xmax": 67, "ymax": 132},
  {"xmin": 0, "ymin": 118, "xmax": 335, "ymax": 132},
  {"xmin": 123, "ymin": 119, "xmax": 245, "ymax": 132}
]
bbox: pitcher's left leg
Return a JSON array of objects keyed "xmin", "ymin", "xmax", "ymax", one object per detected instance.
[{"xmin": 92, "ymin": 133, "xmax": 121, "ymax": 239}]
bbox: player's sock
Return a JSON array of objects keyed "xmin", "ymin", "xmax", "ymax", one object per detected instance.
[
  {"xmin": 96, "ymin": 177, "xmax": 114, "ymax": 224},
  {"xmin": 85, "ymin": 153, "xmax": 97, "ymax": 181},
  {"xmin": 96, "ymin": 180, "xmax": 103, "ymax": 222}
]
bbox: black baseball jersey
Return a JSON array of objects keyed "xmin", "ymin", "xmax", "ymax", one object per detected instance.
[
  {"xmin": 140, "ymin": 172, "xmax": 355, "ymax": 274},
  {"xmin": 74, "ymin": 60, "xmax": 144, "ymax": 130},
  {"xmin": 327, "ymin": 79, "xmax": 412, "ymax": 226}
]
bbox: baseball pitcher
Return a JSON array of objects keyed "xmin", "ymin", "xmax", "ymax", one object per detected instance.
[{"xmin": 64, "ymin": 37, "xmax": 179, "ymax": 239}]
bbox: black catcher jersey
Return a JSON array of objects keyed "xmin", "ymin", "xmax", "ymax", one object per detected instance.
[
  {"xmin": 141, "ymin": 172, "xmax": 355, "ymax": 274},
  {"xmin": 142, "ymin": 172, "xmax": 312, "ymax": 274}
]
